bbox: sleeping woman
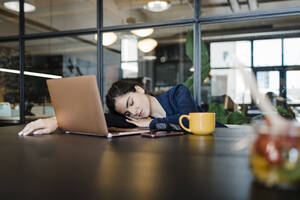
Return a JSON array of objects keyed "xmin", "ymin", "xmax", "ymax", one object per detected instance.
[{"xmin": 18, "ymin": 80, "xmax": 225, "ymax": 136}]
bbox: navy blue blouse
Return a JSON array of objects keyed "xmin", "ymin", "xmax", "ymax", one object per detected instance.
[{"xmin": 150, "ymin": 84, "xmax": 226, "ymax": 129}]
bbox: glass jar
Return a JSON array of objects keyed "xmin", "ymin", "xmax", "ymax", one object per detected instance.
[{"xmin": 249, "ymin": 121, "xmax": 300, "ymax": 189}]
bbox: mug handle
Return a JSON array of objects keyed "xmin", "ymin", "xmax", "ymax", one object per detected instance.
[{"xmin": 179, "ymin": 115, "xmax": 191, "ymax": 132}]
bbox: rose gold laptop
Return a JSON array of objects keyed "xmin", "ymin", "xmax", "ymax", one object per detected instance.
[{"xmin": 46, "ymin": 75, "xmax": 150, "ymax": 138}]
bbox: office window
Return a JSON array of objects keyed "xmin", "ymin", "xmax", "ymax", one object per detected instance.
[
  {"xmin": 103, "ymin": 0, "xmax": 194, "ymax": 26},
  {"xmin": 201, "ymin": 0, "xmax": 300, "ymax": 16},
  {"xmin": 210, "ymin": 68, "xmax": 251, "ymax": 104},
  {"xmin": 209, "ymin": 40, "xmax": 251, "ymax": 104},
  {"xmin": 25, "ymin": 0, "xmax": 96, "ymax": 33},
  {"xmin": 24, "ymin": 35, "xmax": 97, "ymax": 119},
  {"xmin": 0, "ymin": 42, "xmax": 19, "ymax": 122},
  {"xmin": 284, "ymin": 38, "xmax": 300, "ymax": 66},
  {"xmin": 210, "ymin": 41, "xmax": 251, "ymax": 68},
  {"xmin": 256, "ymin": 71, "xmax": 279, "ymax": 96},
  {"xmin": 253, "ymin": 39, "xmax": 282, "ymax": 67},
  {"xmin": 0, "ymin": 4, "xmax": 18, "ymax": 36},
  {"xmin": 287, "ymin": 71, "xmax": 300, "ymax": 104},
  {"xmin": 202, "ymin": 16, "xmax": 296, "ymax": 106},
  {"xmin": 103, "ymin": 26, "xmax": 193, "ymax": 106}
]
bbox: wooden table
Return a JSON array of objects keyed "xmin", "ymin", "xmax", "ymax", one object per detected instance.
[{"xmin": 0, "ymin": 125, "xmax": 299, "ymax": 200}]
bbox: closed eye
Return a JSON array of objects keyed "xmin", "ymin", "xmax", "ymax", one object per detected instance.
[{"xmin": 124, "ymin": 111, "xmax": 131, "ymax": 117}]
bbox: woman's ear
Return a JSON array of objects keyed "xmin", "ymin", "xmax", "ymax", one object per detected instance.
[{"xmin": 134, "ymin": 85, "xmax": 145, "ymax": 94}]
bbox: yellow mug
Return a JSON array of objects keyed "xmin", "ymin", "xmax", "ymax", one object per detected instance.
[{"xmin": 179, "ymin": 112, "xmax": 215, "ymax": 135}]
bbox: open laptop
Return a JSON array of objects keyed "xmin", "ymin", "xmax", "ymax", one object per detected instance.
[{"xmin": 46, "ymin": 75, "xmax": 150, "ymax": 138}]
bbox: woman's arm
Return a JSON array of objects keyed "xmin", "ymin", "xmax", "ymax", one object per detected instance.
[
  {"xmin": 18, "ymin": 116, "xmax": 58, "ymax": 136},
  {"xmin": 125, "ymin": 117, "xmax": 152, "ymax": 128},
  {"xmin": 150, "ymin": 84, "xmax": 198, "ymax": 128}
]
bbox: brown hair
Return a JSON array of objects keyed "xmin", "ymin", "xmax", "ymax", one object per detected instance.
[{"xmin": 106, "ymin": 80, "xmax": 144, "ymax": 114}]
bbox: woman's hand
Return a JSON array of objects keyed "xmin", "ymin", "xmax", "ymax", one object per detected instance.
[
  {"xmin": 126, "ymin": 117, "xmax": 152, "ymax": 128},
  {"xmin": 18, "ymin": 117, "xmax": 58, "ymax": 136}
]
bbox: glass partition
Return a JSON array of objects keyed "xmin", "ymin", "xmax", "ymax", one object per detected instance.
[
  {"xmin": 25, "ymin": 0, "xmax": 96, "ymax": 34},
  {"xmin": 201, "ymin": 0, "xmax": 300, "ymax": 17},
  {"xmin": 287, "ymin": 71, "xmax": 300, "ymax": 104},
  {"xmin": 210, "ymin": 41, "xmax": 251, "ymax": 68},
  {"xmin": 202, "ymin": 18, "xmax": 293, "ymax": 122},
  {"xmin": 103, "ymin": 26, "xmax": 193, "ymax": 110},
  {"xmin": 202, "ymin": 15, "xmax": 300, "ymax": 41},
  {"xmin": 256, "ymin": 71, "xmax": 279, "ymax": 95},
  {"xmin": 209, "ymin": 40, "xmax": 252, "ymax": 104},
  {"xmin": 0, "ymin": 42, "xmax": 19, "ymax": 125},
  {"xmin": 0, "ymin": 3, "xmax": 18, "ymax": 36},
  {"xmin": 284, "ymin": 38, "xmax": 300, "ymax": 66},
  {"xmin": 103, "ymin": 0, "xmax": 194, "ymax": 27},
  {"xmin": 24, "ymin": 35, "xmax": 97, "ymax": 120},
  {"xmin": 210, "ymin": 68, "xmax": 251, "ymax": 104},
  {"xmin": 253, "ymin": 39, "xmax": 282, "ymax": 67},
  {"xmin": 202, "ymin": 16, "xmax": 300, "ymax": 104}
]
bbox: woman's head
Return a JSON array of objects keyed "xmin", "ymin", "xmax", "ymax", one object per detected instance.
[{"xmin": 106, "ymin": 80, "xmax": 151, "ymax": 119}]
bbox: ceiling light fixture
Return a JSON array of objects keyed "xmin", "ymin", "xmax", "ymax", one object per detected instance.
[
  {"xmin": 144, "ymin": 1, "xmax": 171, "ymax": 12},
  {"xmin": 94, "ymin": 32, "xmax": 118, "ymax": 46},
  {"xmin": 228, "ymin": 0, "xmax": 240, "ymax": 13},
  {"xmin": 3, "ymin": 0, "xmax": 36, "ymax": 13},
  {"xmin": 131, "ymin": 28, "xmax": 154, "ymax": 37},
  {"xmin": 138, "ymin": 38, "xmax": 158, "ymax": 53}
]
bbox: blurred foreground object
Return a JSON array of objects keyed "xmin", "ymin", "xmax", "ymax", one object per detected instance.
[{"xmin": 250, "ymin": 121, "xmax": 300, "ymax": 189}]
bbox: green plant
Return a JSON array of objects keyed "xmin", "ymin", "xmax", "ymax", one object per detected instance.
[
  {"xmin": 208, "ymin": 102, "xmax": 250, "ymax": 125},
  {"xmin": 276, "ymin": 105, "xmax": 296, "ymax": 120},
  {"xmin": 184, "ymin": 30, "xmax": 210, "ymax": 93}
]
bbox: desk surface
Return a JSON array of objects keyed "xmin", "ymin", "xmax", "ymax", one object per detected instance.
[{"xmin": 0, "ymin": 125, "xmax": 299, "ymax": 200}]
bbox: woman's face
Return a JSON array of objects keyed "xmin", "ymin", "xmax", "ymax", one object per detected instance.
[{"xmin": 114, "ymin": 85, "xmax": 151, "ymax": 119}]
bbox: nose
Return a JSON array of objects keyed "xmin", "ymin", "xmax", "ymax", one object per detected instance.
[{"xmin": 127, "ymin": 106, "xmax": 138, "ymax": 117}]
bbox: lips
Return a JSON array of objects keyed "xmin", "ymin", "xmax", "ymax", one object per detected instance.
[{"xmin": 139, "ymin": 109, "xmax": 143, "ymax": 117}]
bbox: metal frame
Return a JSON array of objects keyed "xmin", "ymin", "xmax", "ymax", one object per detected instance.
[
  {"xmin": 194, "ymin": 0, "xmax": 201, "ymax": 105},
  {"xmin": 0, "ymin": 0, "xmax": 299, "ymax": 124},
  {"xmin": 280, "ymin": 38, "xmax": 286, "ymax": 98},
  {"xmin": 19, "ymin": 0, "xmax": 25, "ymax": 124},
  {"xmin": 97, "ymin": 0, "xmax": 103, "ymax": 102}
]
